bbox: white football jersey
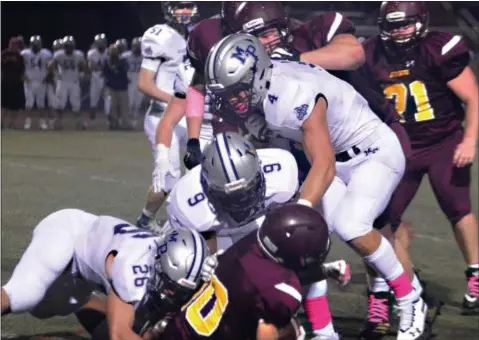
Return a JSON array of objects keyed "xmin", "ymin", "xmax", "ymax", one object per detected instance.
[
  {"xmin": 264, "ymin": 60, "xmax": 382, "ymax": 153},
  {"xmin": 166, "ymin": 148, "xmax": 299, "ymax": 237},
  {"xmin": 121, "ymin": 50, "xmax": 143, "ymax": 78},
  {"xmin": 53, "ymin": 49, "xmax": 85, "ymax": 82},
  {"xmin": 87, "ymin": 48, "xmax": 108, "ymax": 74},
  {"xmin": 141, "ymin": 24, "xmax": 186, "ymax": 111},
  {"xmin": 21, "ymin": 48, "xmax": 52, "ymax": 81},
  {"xmin": 73, "ymin": 215, "xmax": 160, "ymax": 304}
]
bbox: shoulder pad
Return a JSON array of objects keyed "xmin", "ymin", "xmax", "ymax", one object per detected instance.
[
  {"xmin": 307, "ymin": 12, "xmax": 355, "ymax": 46},
  {"xmin": 110, "ymin": 245, "xmax": 155, "ymax": 303},
  {"xmin": 424, "ymin": 31, "xmax": 469, "ymax": 59},
  {"xmin": 142, "ymin": 24, "xmax": 185, "ymax": 59}
]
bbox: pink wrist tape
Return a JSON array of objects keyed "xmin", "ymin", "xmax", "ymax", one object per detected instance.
[{"xmin": 186, "ymin": 86, "xmax": 205, "ymax": 118}]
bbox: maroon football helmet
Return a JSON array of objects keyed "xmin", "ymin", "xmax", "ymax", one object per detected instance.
[
  {"xmin": 378, "ymin": 2, "xmax": 429, "ymax": 55},
  {"xmin": 222, "ymin": 1, "xmax": 292, "ymax": 52},
  {"xmin": 257, "ymin": 203, "xmax": 330, "ymax": 272}
]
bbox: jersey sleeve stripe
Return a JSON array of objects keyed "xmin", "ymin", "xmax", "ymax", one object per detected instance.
[
  {"xmin": 326, "ymin": 12, "xmax": 344, "ymax": 42},
  {"xmin": 274, "ymin": 283, "xmax": 302, "ymax": 303},
  {"xmin": 441, "ymin": 35, "xmax": 462, "ymax": 56}
]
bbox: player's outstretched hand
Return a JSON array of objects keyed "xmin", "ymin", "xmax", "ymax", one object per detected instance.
[{"xmin": 201, "ymin": 249, "xmax": 225, "ymax": 282}]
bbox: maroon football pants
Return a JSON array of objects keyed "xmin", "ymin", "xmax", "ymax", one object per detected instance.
[{"xmin": 376, "ymin": 128, "xmax": 472, "ymax": 229}]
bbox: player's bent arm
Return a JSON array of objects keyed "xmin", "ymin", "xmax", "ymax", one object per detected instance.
[
  {"xmin": 300, "ymin": 34, "xmax": 365, "ymax": 70},
  {"xmin": 299, "ymin": 98, "xmax": 336, "ymax": 206},
  {"xmin": 106, "ymin": 289, "xmax": 142, "ymax": 340},
  {"xmin": 137, "ymin": 67, "xmax": 172, "ymax": 103},
  {"xmin": 447, "ymin": 66, "xmax": 479, "ymax": 143},
  {"xmin": 47, "ymin": 59, "xmax": 57, "ymax": 76}
]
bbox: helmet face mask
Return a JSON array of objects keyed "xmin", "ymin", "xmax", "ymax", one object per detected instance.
[
  {"xmin": 63, "ymin": 36, "xmax": 75, "ymax": 54},
  {"xmin": 206, "ymin": 33, "xmax": 272, "ymax": 122},
  {"xmin": 163, "ymin": 1, "xmax": 199, "ymax": 29},
  {"xmin": 378, "ymin": 1, "xmax": 429, "ymax": 56}
]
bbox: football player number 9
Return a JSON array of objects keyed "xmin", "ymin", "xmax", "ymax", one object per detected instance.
[
  {"xmin": 183, "ymin": 276, "xmax": 229, "ymax": 336},
  {"xmin": 384, "ymin": 80, "xmax": 435, "ymax": 122}
]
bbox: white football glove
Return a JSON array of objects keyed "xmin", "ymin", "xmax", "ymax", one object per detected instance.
[
  {"xmin": 201, "ymin": 249, "xmax": 224, "ymax": 282},
  {"xmin": 152, "ymin": 144, "xmax": 170, "ymax": 193}
]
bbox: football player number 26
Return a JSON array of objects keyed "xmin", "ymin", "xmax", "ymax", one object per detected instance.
[
  {"xmin": 384, "ymin": 80, "xmax": 435, "ymax": 122},
  {"xmin": 183, "ymin": 275, "xmax": 229, "ymax": 336}
]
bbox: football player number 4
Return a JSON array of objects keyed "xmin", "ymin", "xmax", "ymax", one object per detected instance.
[
  {"xmin": 384, "ymin": 80, "xmax": 435, "ymax": 122},
  {"xmin": 183, "ymin": 276, "xmax": 229, "ymax": 336}
]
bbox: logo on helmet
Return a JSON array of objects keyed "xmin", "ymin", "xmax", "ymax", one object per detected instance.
[
  {"xmin": 231, "ymin": 44, "xmax": 258, "ymax": 65},
  {"xmin": 157, "ymin": 231, "xmax": 179, "ymax": 255}
]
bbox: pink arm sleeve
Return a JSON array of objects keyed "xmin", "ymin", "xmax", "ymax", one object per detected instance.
[{"xmin": 186, "ymin": 86, "xmax": 205, "ymax": 118}]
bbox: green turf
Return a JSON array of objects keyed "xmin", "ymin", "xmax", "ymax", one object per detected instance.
[{"xmin": 1, "ymin": 130, "xmax": 478, "ymax": 339}]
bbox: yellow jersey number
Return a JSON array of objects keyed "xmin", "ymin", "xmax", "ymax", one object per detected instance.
[
  {"xmin": 182, "ymin": 275, "xmax": 229, "ymax": 337},
  {"xmin": 384, "ymin": 80, "xmax": 435, "ymax": 123}
]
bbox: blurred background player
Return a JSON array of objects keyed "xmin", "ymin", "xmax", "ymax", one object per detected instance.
[
  {"xmin": 121, "ymin": 37, "xmax": 144, "ymax": 127},
  {"xmin": 45, "ymin": 39, "xmax": 63, "ymax": 128},
  {"xmin": 362, "ymin": 1, "xmax": 479, "ymax": 328},
  {"xmin": 87, "ymin": 33, "xmax": 108, "ymax": 128},
  {"xmin": 115, "ymin": 38, "xmax": 128, "ymax": 55},
  {"xmin": 48, "ymin": 35, "xmax": 87, "ymax": 130},
  {"xmin": 136, "ymin": 1, "xmax": 200, "ymax": 229},
  {"xmin": 1, "ymin": 37, "xmax": 25, "ymax": 129},
  {"xmin": 21, "ymin": 35, "xmax": 52, "ymax": 130}
]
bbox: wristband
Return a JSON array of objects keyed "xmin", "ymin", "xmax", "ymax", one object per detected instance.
[{"xmin": 297, "ymin": 199, "xmax": 313, "ymax": 208}]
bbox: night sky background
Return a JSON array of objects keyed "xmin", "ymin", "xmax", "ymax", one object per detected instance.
[{"xmin": 2, "ymin": 2, "xmax": 478, "ymax": 52}]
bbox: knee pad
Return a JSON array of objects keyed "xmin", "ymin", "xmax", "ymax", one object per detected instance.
[{"xmin": 332, "ymin": 212, "xmax": 372, "ymax": 242}]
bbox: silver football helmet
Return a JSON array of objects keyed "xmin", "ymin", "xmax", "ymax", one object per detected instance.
[
  {"xmin": 200, "ymin": 132, "xmax": 266, "ymax": 224},
  {"xmin": 134, "ymin": 228, "xmax": 209, "ymax": 335},
  {"xmin": 29, "ymin": 35, "xmax": 42, "ymax": 52},
  {"xmin": 62, "ymin": 35, "xmax": 75, "ymax": 54},
  {"xmin": 205, "ymin": 32, "xmax": 273, "ymax": 119},
  {"xmin": 52, "ymin": 39, "xmax": 63, "ymax": 52}
]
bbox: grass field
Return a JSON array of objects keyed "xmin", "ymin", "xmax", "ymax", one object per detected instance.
[{"xmin": 1, "ymin": 129, "xmax": 478, "ymax": 339}]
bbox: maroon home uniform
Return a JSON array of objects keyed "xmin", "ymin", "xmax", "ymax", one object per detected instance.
[
  {"xmin": 364, "ymin": 31, "xmax": 472, "ymax": 226},
  {"xmin": 160, "ymin": 232, "xmax": 302, "ymax": 340}
]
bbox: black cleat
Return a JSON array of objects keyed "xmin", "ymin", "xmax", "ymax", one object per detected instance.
[{"xmin": 360, "ymin": 291, "xmax": 393, "ymax": 340}]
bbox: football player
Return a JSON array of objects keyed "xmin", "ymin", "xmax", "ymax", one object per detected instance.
[
  {"xmin": 121, "ymin": 37, "xmax": 144, "ymax": 125},
  {"xmin": 1, "ymin": 209, "xmax": 211, "ymax": 340},
  {"xmin": 48, "ymin": 36, "xmax": 87, "ymax": 130},
  {"xmin": 87, "ymin": 33, "xmax": 108, "ymax": 127},
  {"xmin": 161, "ymin": 203, "xmax": 331, "ymax": 340},
  {"xmin": 205, "ymin": 34, "xmax": 428, "ymax": 340},
  {"xmin": 21, "ymin": 35, "xmax": 52, "ymax": 130},
  {"xmin": 183, "ymin": 1, "xmax": 366, "ymax": 170},
  {"xmin": 136, "ymin": 1, "xmax": 200, "ymax": 230},
  {"xmin": 363, "ymin": 1, "xmax": 479, "ymax": 321}
]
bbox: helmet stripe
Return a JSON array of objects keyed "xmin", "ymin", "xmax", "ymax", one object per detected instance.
[
  {"xmin": 215, "ymin": 134, "xmax": 239, "ymax": 182},
  {"xmin": 185, "ymin": 230, "xmax": 205, "ymax": 283}
]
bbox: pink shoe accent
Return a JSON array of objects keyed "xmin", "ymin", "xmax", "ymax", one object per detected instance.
[
  {"xmin": 304, "ymin": 296, "xmax": 333, "ymax": 331},
  {"xmin": 340, "ymin": 263, "xmax": 351, "ymax": 287},
  {"xmin": 467, "ymin": 275, "xmax": 479, "ymax": 297},
  {"xmin": 387, "ymin": 272, "xmax": 413, "ymax": 299},
  {"xmin": 367, "ymin": 294, "xmax": 389, "ymax": 323}
]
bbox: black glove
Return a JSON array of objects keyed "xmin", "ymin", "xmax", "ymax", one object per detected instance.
[{"xmin": 184, "ymin": 138, "xmax": 203, "ymax": 170}]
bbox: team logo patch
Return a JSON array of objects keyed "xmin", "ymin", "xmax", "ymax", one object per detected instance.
[
  {"xmin": 144, "ymin": 46, "xmax": 153, "ymax": 56},
  {"xmin": 294, "ymin": 104, "xmax": 309, "ymax": 121}
]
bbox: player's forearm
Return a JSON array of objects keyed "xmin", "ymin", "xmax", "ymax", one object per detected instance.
[
  {"xmin": 463, "ymin": 95, "xmax": 479, "ymax": 143},
  {"xmin": 138, "ymin": 80, "xmax": 172, "ymax": 103},
  {"xmin": 299, "ymin": 161, "xmax": 335, "ymax": 207},
  {"xmin": 185, "ymin": 85, "xmax": 206, "ymax": 139},
  {"xmin": 300, "ymin": 35, "xmax": 365, "ymax": 70}
]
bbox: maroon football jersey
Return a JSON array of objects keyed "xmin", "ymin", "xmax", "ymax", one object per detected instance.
[
  {"xmin": 160, "ymin": 232, "xmax": 302, "ymax": 340},
  {"xmin": 364, "ymin": 32, "xmax": 470, "ymax": 148},
  {"xmin": 187, "ymin": 18, "xmax": 224, "ymax": 76}
]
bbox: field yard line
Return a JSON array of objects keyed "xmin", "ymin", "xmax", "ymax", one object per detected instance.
[{"xmin": 6, "ymin": 161, "xmax": 139, "ymax": 187}]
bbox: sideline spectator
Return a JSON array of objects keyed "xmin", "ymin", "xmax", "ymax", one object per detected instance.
[
  {"xmin": 1, "ymin": 37, "xmax": 25, "ymax": 129},
  {"xmin": 103, "ymin": 44, "xmax": 129, "ymax": 130}
]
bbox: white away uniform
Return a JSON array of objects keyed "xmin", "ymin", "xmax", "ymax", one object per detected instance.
[
  {"xmin": 141, "ymin": 24, "xmax": 212, "ymax": 192},
  {"xmin": 87, "ymin": 48, "xmax": 108, "ymax": 109},
  {"xmin": 21, "ymin": 48, "xmax": 52, "ymax": 109},
  {"xmin": 121, "ymin": 50, "xmax": 144, "ymax": 116},
  {"xmin": 165, "ymin": 148, "xmax": 299, "ymax": 249},
  {"xmin": 264, "ymin": 60, "xmax": 406, "ymax": 241},
  {"xmin": 53, "ymin": 49, "xmax": 85, "ymax": 112},
  {"xmin": 2, "ymin": 209, "xmax": 160, "ymax": 314}
]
